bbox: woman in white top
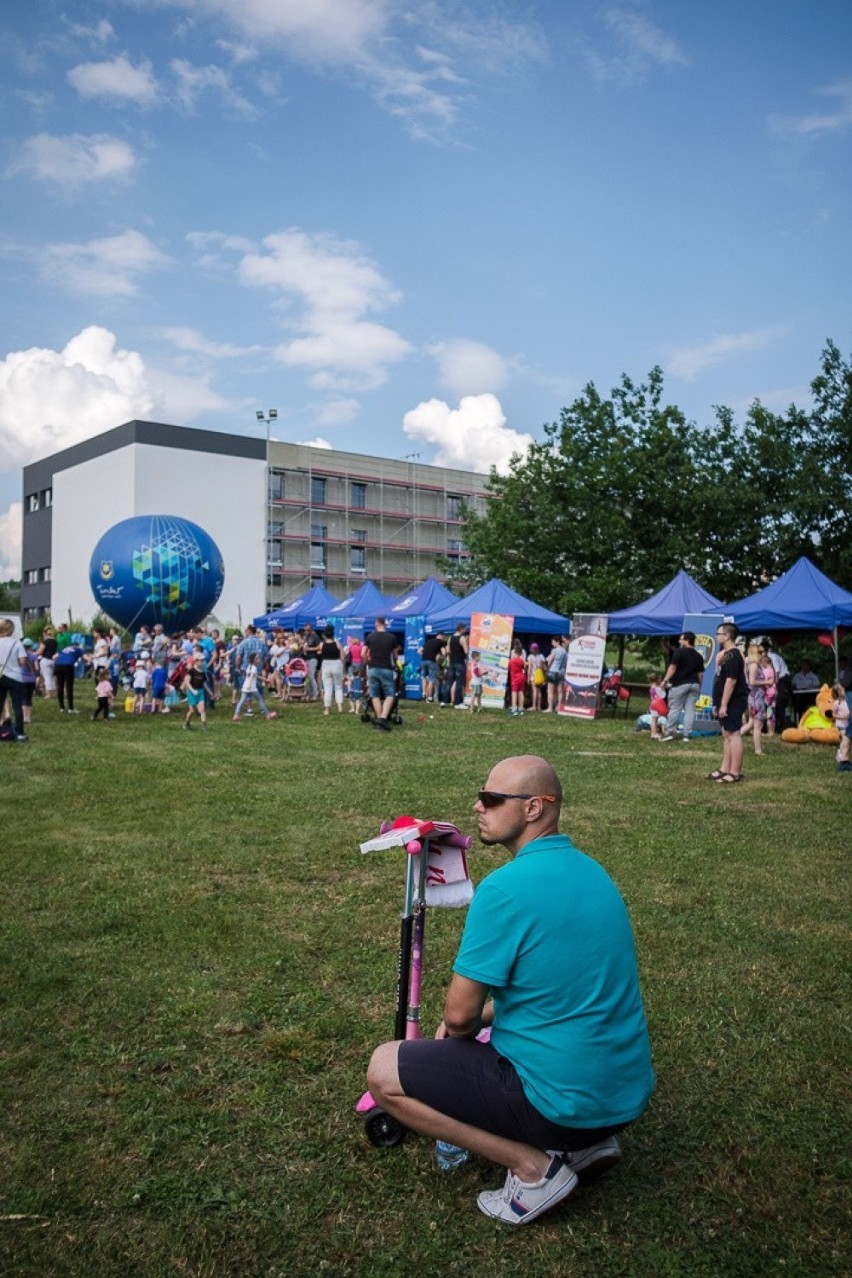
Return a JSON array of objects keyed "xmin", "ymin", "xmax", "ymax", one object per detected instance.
[{"xmin": 0, "ymin": 618, "xmax": 28, "ymax": 740}]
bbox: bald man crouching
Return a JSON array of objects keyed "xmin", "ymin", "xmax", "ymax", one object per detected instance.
[{"xmin": 367, "ymin": 754, "xmax": 654, "ymax": 1226}]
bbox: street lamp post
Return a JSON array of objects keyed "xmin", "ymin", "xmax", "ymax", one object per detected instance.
[{"xmin": 256, "ymin": 409, "xmax": 278, "ymax": 611}]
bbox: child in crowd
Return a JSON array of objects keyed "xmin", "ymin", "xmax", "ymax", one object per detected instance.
[
  {"xmin": 92, "ymin": 671, "xmax": 114, "ymax": 721},
  {"xmin": 132, "ymin": 655, "xmax": 151, "ymax": 713},
  {"xmin": 468, "ymin": 650, "xmax": 484, "ymax": 712},
  {"xmin": 508, "ymin": 639, "xmax": 526, "ymax": 716},
  {"xmin": 151, "ymin": 660, "xmax": 168, "ymax": 714},
  {"xmin": 648, "ymin": 672, "xmax": 668, "ymax": 739},
  {"xmin": 830, "ymin": 682, "xmax": 851, "ymax": 768},
  {"xmin": 182, "ymin": 653, "xmax": 208, "ymax": 731},
  {"xmin": 526, "ymin": 643, "xmax": 546, "ymax": 711},
  {"xmin": 232, "ymin": 655, "xmax": 277, "ymax": 722}
]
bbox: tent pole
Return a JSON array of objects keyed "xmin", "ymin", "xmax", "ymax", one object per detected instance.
[
  {"xmin": 835, "ymin": 626, "xmax": 840, "ymax": 682},
  {"xmin": 618, "ymin": 635, "xmax": 625, "ymax": 669}
]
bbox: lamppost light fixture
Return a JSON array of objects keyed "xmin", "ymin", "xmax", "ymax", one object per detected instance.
[
  {"xmin": 269, "ymin": 408, "xmax": 278, "ymax": 420},
  {"xmin": 256, "ymin": 410, "xmax": 264, "ymax": 421}
]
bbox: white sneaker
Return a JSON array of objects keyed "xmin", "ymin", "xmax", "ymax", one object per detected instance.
[
  {"xmin": 477, "ymin": 1155, "xmax": 577, "ymax": 1226},
  {"xmin": 548, "ymin": 1135, "xmax": 622, "ymax": 1177}
]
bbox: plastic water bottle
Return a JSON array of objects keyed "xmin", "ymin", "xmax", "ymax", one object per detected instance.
[{"xmin": 435, "ymin": 1140, "xmax": 469, "ymax": 1170}]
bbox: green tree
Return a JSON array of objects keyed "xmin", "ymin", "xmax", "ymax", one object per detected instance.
[
  {"xmin": 462, "ymin": 368, "xmax": 742, "ymax": 616},
  {"xmin": 460, "ymin": 343, "xmax": 852, "ymax": 614},
  {"xmin": 0, "ymin": 579, "xmax": 21, "ymax": 611}
]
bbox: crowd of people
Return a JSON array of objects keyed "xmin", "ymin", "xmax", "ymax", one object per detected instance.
[{"xmin": 3, "ymin": 615, "xmax": 849, "ymax": 767}]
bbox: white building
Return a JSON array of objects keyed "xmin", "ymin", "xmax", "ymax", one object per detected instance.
[{"xmin": 21, "ymin": 420, "xmax": 489, "ymax": 626}]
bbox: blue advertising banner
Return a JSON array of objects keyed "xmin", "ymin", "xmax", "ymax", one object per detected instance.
[
  {"xmin": 404, "ymin": 615, "xmax": 425, "ymax": 700},
  {"xmin": 683, "ymin": 612, "xmax": 724, "ymax": 702},
  {"xmin": 335, "ymin": 616, "xmax": 364, "ymax": 645},
  {"xmin": 683, "ymin": 611, "xmax": 724, "ymax": 734}
]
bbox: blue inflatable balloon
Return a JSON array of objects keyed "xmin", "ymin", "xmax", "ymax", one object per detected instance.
[{"xmin": 89, "ymin": 515, "xmax": 225, "ymax": 633}]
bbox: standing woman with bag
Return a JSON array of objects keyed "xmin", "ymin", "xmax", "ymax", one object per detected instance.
[{"xmin": 0, "ymin": 618, "xmax": 28, "ymax": 740}]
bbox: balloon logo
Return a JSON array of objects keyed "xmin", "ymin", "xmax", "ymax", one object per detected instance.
[{"xmin": 89, "ymin": 515, "xmax": 225, "ymax": 632}]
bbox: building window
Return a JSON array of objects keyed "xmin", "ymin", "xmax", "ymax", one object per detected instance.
[
  {"xmin": 311, "ymin": 523, "xmax": 327, "ymax": 541},
  {"xmin": 39, "ymin": 566, "xmax": 51, "ymax": 582},
  {"xmin": 311, "ymin": 476, "xmax": 327, "ymax": 505},
  {"xmin": 41, "ymin": 488, "xmax": 52, "ymax": 507},
  {"xmin": 267, "ymin": 540, "xmax": 282, "ymax": 567},
  {"xmin": 446, "ymin": 494, "xmax": 464, "ymax": 520},
  {"xmin": 310, "ymin": 543, "xmax": 326, "ymax": 571},
  {"xmin": 352, "ymin": 528, "xmax": 367, "ymax": 542},
  {"xmin": 310, "ymin": 573, "xmax": 325, "ymax": 586},
  {"xmin": 25, "ymin": 569, "xmax": 38, "ymax": 584},
  {"xmin": 26, "ymin": 493, "xmax": 39, "ymax": 513},
  {"xmin": 268, "ymin": 519, "xmax": 284, "ymax": 538},
  {"xmin": 351, "ymin": 481, "xmax": 367, "ymax": 509},
  {"xmin": 350, "ymin": 546, "xmax": 367, "ymax": 574},
  {"xmin": 268, "ymin": 470, "xmax": 285, "ymax": 501},
  {"xmin": 447, "ymin": 538, "xmax": 467, "ymax": 555}
]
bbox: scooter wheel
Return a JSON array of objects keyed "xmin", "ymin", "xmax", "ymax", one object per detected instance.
[
  {"xmin": 392, "ymin": 714, "xmax": 403, "ymax": 725},
  {"xmin": 364, "ymin": 1106, "xmax": 407, "ymax": 1148}
]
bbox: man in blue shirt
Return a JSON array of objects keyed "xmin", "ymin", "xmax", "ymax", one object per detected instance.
[{"xmin": 367, "ymin": 754, "xmax": 654, "ymax": 1226}]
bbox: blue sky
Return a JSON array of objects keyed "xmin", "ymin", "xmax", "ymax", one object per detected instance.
[{"xmin": 1, "ymin": 0, "xmax": 850, "ymax": 575}]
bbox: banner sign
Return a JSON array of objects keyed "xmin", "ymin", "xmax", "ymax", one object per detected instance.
[
  {"xmin": 336, "ymin": 616, "xmax": 364, "ymax": 646},
  {"xmin": 404, "ymin": 615, "xmax": 425, "ymax": 700},
  {"xmin": 559, "ymin": 613, "xmax": 609, "ymax": 718},
  {"xmin": 469, "ymin": 612, "xmax": 513, "ymax": 709},
  {"xmin": 682, "ymin": 612, "xmax": 723, "ymax": 703}
]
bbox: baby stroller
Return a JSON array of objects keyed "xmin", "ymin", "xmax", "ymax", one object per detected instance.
[
  {"xmin": 285, "ymin": 656, "xmax": 309, "ymax": 701},
  {"xmin": 361, "ymin": 662, "xmax": 404, "ymax": 726}
]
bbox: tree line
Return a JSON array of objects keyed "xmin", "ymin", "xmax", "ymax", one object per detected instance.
[{"xmin": 453, "ymin": 340, "xmax": 851, "ymax": 618}]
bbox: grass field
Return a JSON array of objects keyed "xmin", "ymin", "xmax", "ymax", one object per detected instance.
[{"xmin": 1, "ymin": 691, "xmax": 849, "ymax": 1278}]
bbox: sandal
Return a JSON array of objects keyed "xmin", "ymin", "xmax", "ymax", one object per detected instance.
[
  {"xmin": 706, "ymin": 769, "xmax": 725, "ymax": 780},
  {"xmin": 716, "ymin": 772, "xmax": 744, "ymax": 783}
]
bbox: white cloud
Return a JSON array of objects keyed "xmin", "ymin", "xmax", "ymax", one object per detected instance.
[
  {"xmin": 0, "ymin": 327, "xmax": 154, "ymax": 469},
  {"xmin": 6, "ymin": 133, "xmax": 138, "ymax": 189},
  {"xmin": 315, "ymin": 398, "xmax": 360, "ymax": 426},
  {"xmin": 42, "ymin": 229, "xmax": 170, "ymax": 297},
  {"xmin": 160, "ymin": 326, "xmax": 264, "ymax": 359},
  {"xmin": 428, "ymin": 338, "xmax": 507, "ymax": 397},
  {"xmin": 294, "ymin": 435, "xmax": 333, "ymax": 449},
  {"xmin": 144, "ymin": 367, "xmax": 238, "ymax": 420},
  {"xmin": 158, "ymin": 0, "xmax": 545, "ymax": 138},
  {"xmin": 586, "ymin": 7, "xmax": 688, "ymax": 86},
  {"xmin": 216, "ymin": 38, "xmax": 258, "ymax": 64},
  {"xmin": 63, "ymin": 18, "xmax": 115, "ymax": 45},
  {"xmin": 67, "ymin": 55, "xmax": 159, "ymax": 104},
  {"xmin": 769, "ymin": 77, "xmax": 852, "ymax": 138},
  {"xmin": 238, "ymin": 228, "xmax": 412, "ymax": 389},
  {"xmin": 170, "ymin": 59, "xmax": 257, "ymax": 117},
  {"xmin": 666, "ymin": 328, "xmax": 779, "ymax": 381},
  {"xmin": 0, "ymin": 502, "xmax": 23, "ymax": 579},
  {"xmin": 403, "ymin": 393, "xmax": 532, "ymax": 473}
]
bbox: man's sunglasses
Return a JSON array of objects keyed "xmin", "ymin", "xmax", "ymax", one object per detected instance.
[{"xmin": 477, "ymin": 790, "xmax": 557, "ymax": 809}]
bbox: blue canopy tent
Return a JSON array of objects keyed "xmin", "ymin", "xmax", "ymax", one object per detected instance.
[
  {"xmin": 253, "ymin": 583, "xmax": 340, "ymax": 631},
  {"xmin": 384, "ymin": 577, "xmax": 460, "ymax": 631},
  {"xmin": 607, "ymin": 570, "xmax": 725, "ymax": 636},
  {"xmin": 714, "ymin": 556, "xmax": 852, "ymax": 634},
  {"xmin": 425, "ymin": 578, "xmax": 568, "ymax": 636},
  {"xmin": 326, "ymin": 579, "xmax": 395, "ymax": 630}
]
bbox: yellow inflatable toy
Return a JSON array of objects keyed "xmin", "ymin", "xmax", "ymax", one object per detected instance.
[{"xmin": 781, "ymin": 683, "xmax": 841, "ymax": 745}]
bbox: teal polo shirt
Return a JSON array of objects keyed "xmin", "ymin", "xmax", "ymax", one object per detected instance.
[{"xmin": 453, "ymin": 833, "xmax": 654, "ymax": 1129}]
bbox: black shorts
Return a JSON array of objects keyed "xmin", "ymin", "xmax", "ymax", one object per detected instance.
[
  {"xmin": 397, "ymin": 1037, "xmax": 627, "ymax": 1152},
  {"xmin": 717, "ymin": 698, "xmax": 747, "ymax": 733}
]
